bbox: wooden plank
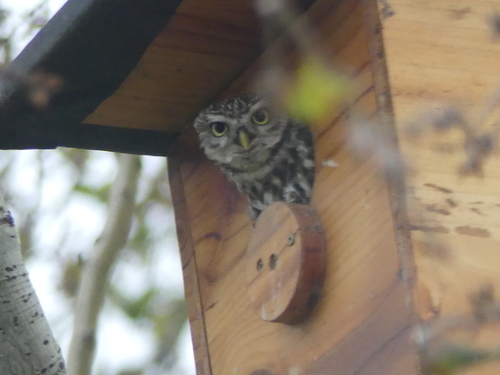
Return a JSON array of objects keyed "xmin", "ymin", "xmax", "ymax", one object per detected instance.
[
  {"xmin": 164, "ymin": 14, "xmax": 259, "ymax": 44},
  {"xmin": 173, "ymin": 0, "xmax": 259, "ymax": 30},
  {"xmin": 0, "ymin": 0, "xmax": 183, "ymax": 153},
  {"xmin": 168, "ymin": 153, "xmax": 212, "ymax": 375},
  {"xmin": 362, "ymin": 0, "xmax": 416, "ymax": 309},
  {"xmin": 82, "ymin": 0, "xmax": 318, "ymax": 134},
  {"xmin": 84, "ymin": 0, "xmax": 262, "ymax": 132},
  {"xmin": 84, "ymin": 48, "xmax": 251, "ymax": 130},
  {"xmin": 379, "ymin": 0, "xmax": 500, "ymax": 322},
  {"xmin": 169, "ymin": 0, "xmax": 418, "ymax": 373}
]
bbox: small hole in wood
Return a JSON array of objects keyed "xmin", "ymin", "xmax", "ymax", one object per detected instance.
[
  {"xmin": 269, "ymin": 253, "xmax": 278, "ymax": 270},
  {"xmin": 256, "ymin": 258, "xmax": 264, "ymax": 271}
]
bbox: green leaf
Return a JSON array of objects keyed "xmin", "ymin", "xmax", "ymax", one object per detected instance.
[
  {"xmin": 285, "ymin": 57, "xmax": 347, "ymax": 123},
  {"xmin": 425, "ymin": 344, "xmax": 489, "ymax": 375}
]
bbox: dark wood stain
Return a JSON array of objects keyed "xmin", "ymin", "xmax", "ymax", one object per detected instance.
[
  {"xmin": 445, "ymin": 198, "xmax": 457, "ymax": 207},
  {"xmin": 205, "ymin": 301, "xmax": 218, "ymax": 311},
  {"xmin": 425, "ymin": 204, "xmax": 451, "ymax": 216},
  {"xmin": 250, "ymin": 371, "xmax": 275, "ymax": 375},
  {"xmin": 431, "ymin": 142, "xmax": 459, "ymax": 154},
  {"xmin": 470, "ymin": 208, "xmax": 485, "ymax": 216},
  {"xmin": 202, "ymin": 232, "xmax": 222, "ymax": 242},
  {"xmin": 455, "ymin": 226, "xmax": 490, "ymax": 238},
  {"xmin": 449, "ymin": 7, "xmax": 471, "ymax": 20},
  {"xmin": 409, "ymin": 225, "xmax": 449, "ymax": 234},
  {"xmin": 423, "ymin": 183, "xmax": 453, "ymax": 194},
  {"xmin": 379, "ymin": 0, "xmax": 396, "ymax": 20}
]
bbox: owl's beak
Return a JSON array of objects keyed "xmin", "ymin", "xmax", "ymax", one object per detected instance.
[{"xmin": 238, "ymin": 130, "xmax": 252, "ymax": 149}]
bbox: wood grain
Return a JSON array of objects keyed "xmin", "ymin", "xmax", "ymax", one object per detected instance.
[
  {"xmin": 83, "ymin": 0, "xmax": 318, "ymax": 133},
  {"xmin": 246, "ymin": 202, "xmax": 326, "ymax": 325},
  {"xmin": 84, "ymin": 0, "xmax": 261, "ymax": 131},
  {"xmin": 169, "ymin": 0, "xmax": 419, "ymax": 373},
  {"xmin": 168, "ymin": 155, "xmax": 212, "ymax": 375},
  {"xmin": 380, "ymin": 0, "xmax": 500, "ymax": 324},
  {"xmin": 362, "ymin": 0, "xmax": 417, "ymax": 313}
]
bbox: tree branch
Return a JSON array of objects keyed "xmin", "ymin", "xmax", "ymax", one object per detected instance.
[
  {"xmin": 67, "ymin": 154, "xmax": 141, "ymax": 375},
  {"xmin": 0, "ymin": 192, "xmax": 66, "ymax": 374}
]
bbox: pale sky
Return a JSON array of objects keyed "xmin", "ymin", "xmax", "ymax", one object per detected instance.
[{"xmin": 3, "ymin": 0, "xmax": 68, "ymax": 56}]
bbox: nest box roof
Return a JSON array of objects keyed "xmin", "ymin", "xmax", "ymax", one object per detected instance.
[{"xmin": 0, "ymin": 0, "xmax": 267, "ymax": 155}]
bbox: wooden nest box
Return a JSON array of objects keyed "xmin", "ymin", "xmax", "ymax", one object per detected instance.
[{"xmin": 3, "ymin": 0, "xmax": 500, "ymax": 374}]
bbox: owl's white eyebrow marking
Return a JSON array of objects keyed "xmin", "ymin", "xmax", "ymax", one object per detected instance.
[
  {"xmin": 206, "ymin": 115, "xmax": 230, "ymax": 122},
  {"xmin": 243, "ymin": 101, "xmax": 267, "ymax": 119}
]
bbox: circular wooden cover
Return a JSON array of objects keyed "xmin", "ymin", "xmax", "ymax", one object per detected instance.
[{"xmin": 245, "ymin": 202, "xmax": 326, "ymax": 325}]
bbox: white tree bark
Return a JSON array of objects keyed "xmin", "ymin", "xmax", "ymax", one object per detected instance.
[
  {"xmin": 67, "ymin": 154, "xmax": 141, "ymax": 375},
  {"xmin": 0, "ymin": 193, "xmax": 66, "ymax": 374}
]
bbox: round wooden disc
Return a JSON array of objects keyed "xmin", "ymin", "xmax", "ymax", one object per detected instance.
[{"xmin": 245, "ymin": 202, "xmax": 326, "ymax": 325}]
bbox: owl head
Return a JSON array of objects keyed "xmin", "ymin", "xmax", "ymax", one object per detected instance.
[{"xmin": 193, "ymin": 94, "xmax": 289, "ymax": 171}]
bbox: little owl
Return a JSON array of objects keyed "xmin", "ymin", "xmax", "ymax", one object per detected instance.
[{"xmin": 193, "ymin": 94, "xmax": 315, "ymax": 220}]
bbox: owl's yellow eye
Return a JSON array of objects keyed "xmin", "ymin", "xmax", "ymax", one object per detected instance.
[
  {"xmin": 251, "ymin": 109, "xmax": 270, "ymax": 125},
  {"xmin": 210, "ymin": 122, "xmax": 228, "ymax": 137}
]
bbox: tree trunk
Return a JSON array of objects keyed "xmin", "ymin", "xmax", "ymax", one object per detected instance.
[{"xmin": 0, "ymin": 193, "xmax": 66, "ymax": 374}]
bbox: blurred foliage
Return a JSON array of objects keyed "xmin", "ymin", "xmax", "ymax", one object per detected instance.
[
  {"xmin": 59, "ymin": 255, "xmax": 83, "ymax": 298},
  {"xmin": 0, "ymin": 148, "xmax": 187, "ymax": 374},
  {"xmin": 0, "ymin": 2, "xmax": 190, "ymax": 373},
  {"xmin": 254, "ymin": 0, "xmax": 349, "ymax": 129},
  {"xmin": 0, "ymin": 146, "xmax": 190, "ymax": 374},
  {"xmin": 0, "ymin": 0, "xmax": 50, "ymax": 64},
  {"xmin": 284, "ymin": 56, "xmax": 347, "ymax": 124},
  {"xmin": 414, "ymin": 285, "xmax": 500, "ymax": 375},
  {"xmin": 423, "ymin": 344, "xmax": 491, "ymax": 375}
]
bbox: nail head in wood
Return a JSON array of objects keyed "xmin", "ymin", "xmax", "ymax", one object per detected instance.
[{"xmin": 245, "ymin": 202, "xmax": 326, "ymax": 325}]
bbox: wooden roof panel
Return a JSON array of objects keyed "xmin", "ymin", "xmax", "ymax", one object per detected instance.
[
  {"xmin": 0, "ymin": 0, "xmax": 184, "ymax": 155},
  {"xmin": 83, "ymin": 0, "xmax": 262, "ymax": 132},
  {"xmin": 174, "ymin": 0, "xmax": 259, "ymax": 29},
  {"xmin": 84, "ymin": 50, "xmax": 256, "ymax": 131},
  {"xmin": 165, "ymin": 14, "xmax": 258, "ymax": 43},
  {"xmin": 0, "ymin": 0, "xmax": 316, "ymax": 154}
]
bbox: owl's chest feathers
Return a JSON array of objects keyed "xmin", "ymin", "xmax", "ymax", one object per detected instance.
[{"xmin": 220, "ymin": 126, "xmax": 315, "ymax": 211}]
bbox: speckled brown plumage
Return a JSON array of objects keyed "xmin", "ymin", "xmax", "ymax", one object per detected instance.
[{"xmin": 194, "ymin": 94, "xmax": 315, "ymax": 219}]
